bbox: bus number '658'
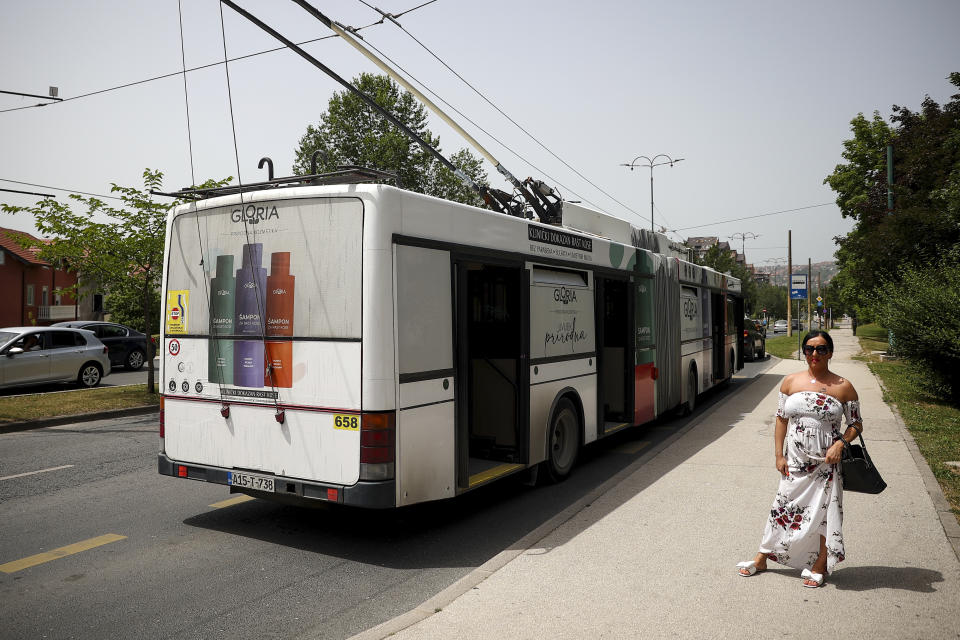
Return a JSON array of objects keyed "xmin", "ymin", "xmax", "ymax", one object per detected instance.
[{"xmin": 333, "ymin": 414, "xmax": 359, "ymax": 431}]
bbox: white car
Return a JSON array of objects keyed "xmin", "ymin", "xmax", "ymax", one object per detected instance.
[
  {"xmin": 773, "ymin": 320, "xmax": 788, "ymax": 333},
  {"xmin": 0, "ymin": 326, "xmax": 112, "ymax": 389}
]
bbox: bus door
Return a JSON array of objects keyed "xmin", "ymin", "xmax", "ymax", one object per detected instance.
[
  {"xmin": 711, "ymin": 291, "xmax": 725, "ymax": 384},
  {"xmin": 595, "ymin": 274, "xmax": 634, "ymax": 434},
  {"xmin": 733, "ymin": 296, "xmax": 745, "ymax": 370},
  {"xmin": 455, "ymin": 260, "xmax": 529, "ymax": 492}
]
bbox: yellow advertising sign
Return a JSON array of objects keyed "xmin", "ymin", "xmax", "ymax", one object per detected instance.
[{"xmin": 166, "ymin": 290, "xmax": 189, "ymax": 334}]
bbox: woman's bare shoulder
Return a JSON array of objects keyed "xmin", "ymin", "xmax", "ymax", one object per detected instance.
[
  {"xmin": 780, "ymin": 372, "xmax": 802, "ymax": 395},
  {"xmin": 834, "ymin": 377, "xmax": 860, "ymax": 403}
]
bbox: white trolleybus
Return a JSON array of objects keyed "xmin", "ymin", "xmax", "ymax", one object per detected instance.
[{"xmin": 158, "ymin": 176, "xmax": 744, "ymax": 508}]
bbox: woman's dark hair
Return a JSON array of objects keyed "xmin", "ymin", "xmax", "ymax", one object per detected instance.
[{"xmin": 802, "ymin": 330, "xmax": 833, "ymax": 352}]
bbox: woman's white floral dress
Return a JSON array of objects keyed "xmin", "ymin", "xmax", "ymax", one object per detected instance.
[{"xmin": 758, "ymin": 391, "xmax": 862, "ymax": 574}]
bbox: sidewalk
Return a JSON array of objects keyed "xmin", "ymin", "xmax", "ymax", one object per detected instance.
[{"xmin": 355, "ymin": 329, "xmax": 960, "ymax": 639}]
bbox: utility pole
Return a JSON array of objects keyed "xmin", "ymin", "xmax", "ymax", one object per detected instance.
[
  {"xmin": 787, "ymin": 230, "xmax": 792, "ymax": 338},
  {"xmin": 817, "ymin": 271, "xmax": 827, "ymax": 329},
  {"xmin": 818, "ymin": 271, "xmax": 822, "ymax": 329},
  {"xmin": 807, "ymin": 258, "xmax": 812, "ymax": 334},
  {"xmin": 887, "ymin": 144, "xmax": 895, "ymax": 214}
]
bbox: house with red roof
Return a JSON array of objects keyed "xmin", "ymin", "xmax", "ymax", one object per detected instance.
[{"xmin": 0, "ymin": 226, "xmax": 81, "ymax": 327}]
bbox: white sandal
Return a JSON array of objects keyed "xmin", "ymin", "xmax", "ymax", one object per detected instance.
[
  {"xmin": 801, "ymin": 568, "xmax": 825, "ymax": 588},
  {"xmin": 736, "ymin": 561, "xmax": 762, "ymax": 577}
]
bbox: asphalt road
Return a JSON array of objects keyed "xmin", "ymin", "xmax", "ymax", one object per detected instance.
[{"xmin": 0, "ymin": 357, "xmax": 773, "ymax": 640}]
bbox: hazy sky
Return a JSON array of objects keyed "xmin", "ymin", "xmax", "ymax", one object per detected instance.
[{"xmin": 2, "ymin": 0, "xmax": 958, "ymax": 266}]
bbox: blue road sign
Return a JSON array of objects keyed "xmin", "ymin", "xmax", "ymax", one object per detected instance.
[{"xmin": 790, "ymin": 274, "xmax": 807, "ymax": 300}]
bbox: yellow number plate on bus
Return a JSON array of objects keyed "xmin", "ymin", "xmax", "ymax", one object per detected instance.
[{"xmin": 333, "ymin": 414, "xmax": 360, "ymax": 431}]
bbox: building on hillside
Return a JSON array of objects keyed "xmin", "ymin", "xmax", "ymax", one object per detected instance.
[
  {"xmin": 0, "ymin": 226, "xmax": 80, "ymax": 327},
  {"xmin": 685, "ymin": 236, "xmax": 745, "ymax": 267},
  {"xmin": 686, "ymin": 236, "xmax": 722, "ymax": 261}
]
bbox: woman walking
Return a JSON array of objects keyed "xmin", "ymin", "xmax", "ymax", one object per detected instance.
[{"xmin": 737, "ymin": 330, "xmax": 864, "ymax": 587}]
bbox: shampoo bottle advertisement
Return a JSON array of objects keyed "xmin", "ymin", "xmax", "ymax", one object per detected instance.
[
  {"xmin": 264, "ymin": 251, "xmax": 295, "ymax": 388},
  {"xmin": 208, "ymin": 254, "xmax": 235, "ymax": 384},
  {"xmin": 233, "ymin": 243, "xmax": 267, "ymax": 387}
]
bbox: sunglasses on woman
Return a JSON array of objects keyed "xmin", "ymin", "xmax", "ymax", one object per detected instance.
[{"xmin": 802, "ymin": 345, "xmax": 830, "ymax": 355}]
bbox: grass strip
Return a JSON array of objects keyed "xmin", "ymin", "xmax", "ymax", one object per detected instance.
[
  {"xmin": 854, "ymin": 327, "xmax": 960, "ymax": 519},
  {"xmin": 854, "ymin": 322, "xmax": 890, "ymax": 357},
  {"xmin": 765, "ymin": 334, "xmax": 802, "ymax": 360},
  {"xmin": 0, "ymin": 385, "xmax": 159, "ymax": 424}
]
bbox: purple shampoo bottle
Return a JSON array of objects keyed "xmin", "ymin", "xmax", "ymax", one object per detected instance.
[{"xmin": 233, "ymin": 243, "xmax": 267, "ymax": 388}]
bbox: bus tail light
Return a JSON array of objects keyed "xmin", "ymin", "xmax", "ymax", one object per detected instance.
[
  {"xmin": 159, "ymin": 396, "xmax": 165, "ymax": 441},
  {"xmin": 359, "ymin": 412, "xmax": 395, "ymax": 481}
]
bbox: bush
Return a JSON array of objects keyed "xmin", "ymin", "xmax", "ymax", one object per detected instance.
[{"xmin": 876, "ymin": 256, "xmax": 960, "ymax": 402}]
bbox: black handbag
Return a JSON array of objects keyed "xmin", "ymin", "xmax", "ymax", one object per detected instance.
[{"xmin": 841, "ymin": 434, "xmax": 887, "ymax": 494}]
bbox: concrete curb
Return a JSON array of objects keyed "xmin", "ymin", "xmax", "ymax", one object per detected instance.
[
  {"xmin": 871, "ymin": 369, "xmax": 960, "ymax": 563},
  {"xmin": 349, "ymin": 361, "xmax": 779, "ymax": 640},
  {"xmin": 0, "ymin": 404, "xmax": 159, "ymax": 434}
]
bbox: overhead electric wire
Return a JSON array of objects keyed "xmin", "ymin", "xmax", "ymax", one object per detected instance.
[
  {"xmin": 652, "ymin": 202, "xmax": 677, "ymax": 241},
  {"xmin": 354, "ymin": 31, "xmax": 603, "ymax": 211},
  {"xmin": 672, "ymin": 202, "xmax": 835, "ymax": 232},
  {"xmin": 0, "ymin": 1, "xmax": 435, "ymax": 115},
  {"xmin": 359, "ymin": 1, "xmax": 649, "ymax": 224},
  {"xmin": 0, "ymin": 178, "xmax": 121, "ymax": 200}
]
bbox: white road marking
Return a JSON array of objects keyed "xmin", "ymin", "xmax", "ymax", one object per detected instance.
[{"xmin": 0, "ymin": 464, "xmax": 74, "ymax": 481}]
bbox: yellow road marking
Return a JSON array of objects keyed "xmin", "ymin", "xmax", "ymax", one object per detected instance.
[
  {"xmin": 209, "ymin": 494, "xmax": 256, "ymax": 509},
  {"xmin": 468, "ymin": 463, "xmax": 524, "ymax": 488},
  {"xmin": 0, "ymin": 533, "xmax": 126, "ymax": 574},
  {"xmin": 604, "ymin": 422, "xmax": 631, "ymax": 435},
  {"xmin": 613, "ymin": 440, "xmax": 651, "ymax": 455}
]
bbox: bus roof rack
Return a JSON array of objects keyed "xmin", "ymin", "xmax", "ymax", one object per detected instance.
[{"xmin": 153, "ymin": 165, "xmax": 399, "ymax": 201}]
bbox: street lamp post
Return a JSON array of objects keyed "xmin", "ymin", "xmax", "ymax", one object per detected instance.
[
  {"xmin": 763, "ymin": 257, "xmax": 786, "ymax": 286},
  {"xmin": 621, "ymin": 154, "xmax": 684, "ymax": 234},
  {"xmin": 729, "ymin": 232, "xmax": 759, "ymax": 259}
]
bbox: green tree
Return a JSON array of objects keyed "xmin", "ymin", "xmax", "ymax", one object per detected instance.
[
  {"xmin": 755, "ymin": 283, "xmax": 787, "ymax": 320},
  {"xmin": 825, "ymin": 73, "xmax": 960, "ymax": 307},
  {"xmin": 293, "ymin": 72, "xmax": 488, "ymax": 207},
  {"xmin": 698, "ymin": 244, "xmax": 759, "ymax": 314},
  {"xmin": 2, "ymin": 169, "xmax": 227, "ymax": 394}
]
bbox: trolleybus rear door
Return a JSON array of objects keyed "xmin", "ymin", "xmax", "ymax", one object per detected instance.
[
  {"xmin": 454, "ymin": 259, "xmax": 529, "ymax": 492},
  {"xmin": 595, "ymin": 274, "xmax": 634, "ymax": 435}
]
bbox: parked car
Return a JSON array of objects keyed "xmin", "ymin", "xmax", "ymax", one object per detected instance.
[
  {"xmin": 53, "ymin": 321, "xmax": 148, "ymax": 370},
  {"xmin": 743, "ymin": 318, "xmax": 766, "ymax": 361},
  {"xmin": 0, "ymin": 327, "xmax": 111, "ymax": 389},
  {"xmin": 773, "ymin": 320, "xmax": 788, "ymax": 333}
]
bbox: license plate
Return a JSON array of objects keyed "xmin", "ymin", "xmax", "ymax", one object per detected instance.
[{"xmin": 227, "ymin": 471, "xmax": 275, "ymax": 492}]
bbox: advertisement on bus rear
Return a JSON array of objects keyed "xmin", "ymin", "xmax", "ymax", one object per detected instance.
[{"xmin": 163, "ymin": 198, "xmax": 362, "ymax": 408}]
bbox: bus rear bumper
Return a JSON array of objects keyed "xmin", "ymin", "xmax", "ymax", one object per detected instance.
[{"xmin": 158, "ymin": 454, "xmax": 396, "ymax": 508}]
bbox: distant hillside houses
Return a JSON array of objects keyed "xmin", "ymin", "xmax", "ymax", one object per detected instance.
[
  {"xmin": 684, "ymin": 235, "xmax": 836, "ymax": 286},
  {"xmin": 684, "ymin": 236, "xmax": 754, "ymax": 274}
]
